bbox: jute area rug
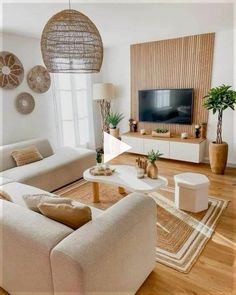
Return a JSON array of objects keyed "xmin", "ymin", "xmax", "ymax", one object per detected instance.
[{"xmin": 55, "ymin": 180, "xmax": 228, "ymax": 274}]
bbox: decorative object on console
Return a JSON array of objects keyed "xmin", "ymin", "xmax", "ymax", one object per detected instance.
[
  {"xmin": 129, "ymin": 118, "xmax": 138, "ymax": 132},
  {"xmin": 152, "ymin": 128, "xmax": 170, "ymax": 138},
  {"xmin": 181, "ymin": 132, "xmax": 188, "ymax": 139},
  {"xmin": 135, "ymin": 157, "xmax": 147, "ymax": 179},
  {"xmin": 0, "ymin": 51, "xmax": 24, "ymax": 89},
  {"xmin": 27, "ymin": 65, "xmax": 51, "ymax": 93},
  {"xmin": 132, "ymin": 121, "xmax": 138, "ymax": 132},
  {"xmin": 146, "ymin": 150, "xmax": 163, "ymax": 179},
  {"xmin": 194, "ymin": 125, "xmax": 201, "ymax": 138},
  {"xmin": 140, "ymin": 129, "xmax": 146, "ymax": 135},
  {"xmin": 200, "ymin": 122, "xmax": 207, "ymax": 139},
  {"xmin": 40, "ymin": 2, "xmax": 103, "ymax": 73},
  {"xmin": 203, "ymin": 84, "xmax": 236, "ymax": 174},
  {"xmin": 93, "ymin": 83, "xmax": 115, "ymax": 134},
  {"xmin": 129, "ymin": 118, "xmax": 134, "ymax": 132},
  {"xmin": 15, "ymin": 92, "xmax": 35, "ymax": 114},
  {"xmin": 106, "ymin": 111, "xmax": 124, "ymax": 138}
]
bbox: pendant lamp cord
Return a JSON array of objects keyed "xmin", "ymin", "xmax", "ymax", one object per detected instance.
[{"xmin": 69, "ymin": 0, "xmax": 71, "ymax": 10}]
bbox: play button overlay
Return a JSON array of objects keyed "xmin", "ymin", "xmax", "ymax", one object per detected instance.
[{"xmin": 103, "ymin": 132, "xmax": 132, "ymax": 163}]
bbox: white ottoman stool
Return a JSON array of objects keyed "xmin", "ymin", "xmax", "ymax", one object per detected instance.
[{"xmin": 174, "ymin": 173, "xmax": 209, "ymax": 213}]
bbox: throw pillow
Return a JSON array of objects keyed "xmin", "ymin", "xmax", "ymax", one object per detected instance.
[
  {"xmin": 38, "ymin": 203, "xmax": 92, "ymax": 230},
  {"xmin": 11, "ymin": 146, "xmax": 43, "ymax": 166},
  {"xmin": 23, "ymin": 194, "xmax": 72, "ymax": 213},
  {"xmin": 0, "ymin": 189, "xmax": 12, "ymax": 202}
]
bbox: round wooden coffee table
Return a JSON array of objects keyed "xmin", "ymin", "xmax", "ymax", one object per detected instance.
[{"xmin": 83, "ymin": 164, "xmax": 168, "ymax": 203}]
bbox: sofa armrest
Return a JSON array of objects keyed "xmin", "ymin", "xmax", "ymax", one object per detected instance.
[{"xmin": 51, "ymin": 193, "xmax": 156, "ymax": 295}]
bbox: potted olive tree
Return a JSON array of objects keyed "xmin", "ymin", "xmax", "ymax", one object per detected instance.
[
  {"xmin": 106, "ymin": 111, "xmax": 124, "ymax": 138},
  {"xmin": 203, "ymin": 84, "xmax": 236, "ymax": 174}
]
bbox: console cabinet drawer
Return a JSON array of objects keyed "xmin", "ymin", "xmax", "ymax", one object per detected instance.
[
  {"xmin": 121, "ymin": 134, "xmax": 205, "ymax": 163},
  {"xmin": 121, "ymin": 136, "xmax": 144, "ymax": 154},
  {"xmin": 169, "ymin": 142, "xmax": 200, "ymax": 163},
  {"xmin": 143, "ymin": 139, "xmax": 169, "ymax": 158}
]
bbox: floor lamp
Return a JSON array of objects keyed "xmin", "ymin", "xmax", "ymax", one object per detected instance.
[{"xmin": 93, "ymin": 83, "xmax": 115, "ymax": 135}]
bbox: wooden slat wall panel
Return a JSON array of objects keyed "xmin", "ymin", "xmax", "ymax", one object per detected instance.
[{"xmin": 130, "ymin": 33, "xmax": 215, "ymax": 136}]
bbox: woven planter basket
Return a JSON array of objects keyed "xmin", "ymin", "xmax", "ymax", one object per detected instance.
[{"xmin": 41, "ymin": 9, "xmax": 103, "ymax": 73}]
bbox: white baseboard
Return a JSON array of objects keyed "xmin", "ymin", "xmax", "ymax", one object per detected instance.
[{"xmin": 203, "ymin": 157, "xmax": 236, "ymax": 168}]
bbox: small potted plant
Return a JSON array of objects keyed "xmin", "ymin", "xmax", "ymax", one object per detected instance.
[
  {"xmin": 106, "ymin": 111, "xmax": 124, "ymax": 138},
  {"xmin": 146, "ymin": 149, "xmax": 163, "ymax": 179},
  {"xmin": 203, "ymin": 84, "xmax": 236, "ymax": 174}
]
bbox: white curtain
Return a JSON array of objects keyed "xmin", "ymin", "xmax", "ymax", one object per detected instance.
[{"xmin": 52, "ymin": 73, "xmax": 95, "ymax": 149}]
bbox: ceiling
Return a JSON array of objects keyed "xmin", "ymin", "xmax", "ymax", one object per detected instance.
[{"xmin": 2, "ymin": 2, "xmax": 234, "ymax": 47}]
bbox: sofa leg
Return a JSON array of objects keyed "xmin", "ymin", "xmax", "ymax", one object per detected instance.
[{"xmin": 92, "ymin": 182, "xmax": 100, "ymax": 203}]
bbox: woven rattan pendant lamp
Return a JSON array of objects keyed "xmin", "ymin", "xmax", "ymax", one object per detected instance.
[{"xmin": 41, "ymin": 1, "xmax": 103, "ymax": 73}]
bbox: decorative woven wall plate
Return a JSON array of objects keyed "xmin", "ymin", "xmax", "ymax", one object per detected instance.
[
  {"xmin": 0, "ymin": 51, "xmax": 24, "ymax": 89},
  {"xmin": 15, "ymin": 92, "xmax": 35, "ymax": 114},
  {"xmin": 27, "ymin": 65, "xmax": 51, "ymax": 93}
]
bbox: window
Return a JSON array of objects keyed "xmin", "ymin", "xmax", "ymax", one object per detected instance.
[{"xmin": 52, "ymin": 73, "xmax": 94, "ymax": 149}]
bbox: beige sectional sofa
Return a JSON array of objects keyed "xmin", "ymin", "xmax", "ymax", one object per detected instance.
[
  {"xmin": 0, "ymin": 139, "xmax": 157, "ymax": 295},
  {"xmin": 0, "ymin": 183, "xmax": 156, "ymax": 295},
  {"xmin": 0, "ymin": 138, "xmax": 96, "ymax": 191}
]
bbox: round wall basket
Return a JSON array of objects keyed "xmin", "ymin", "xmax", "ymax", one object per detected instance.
[
  {"xmin": 27, "ymin": 65, "xmax": 51, "ymax": 93},
  {"xmin": 15, "ymin": 92, "xmax": 35, "ymax": 115},
  {"xmin": 0, "ymin": 51, "xmax": 24, "ymax": 89}
]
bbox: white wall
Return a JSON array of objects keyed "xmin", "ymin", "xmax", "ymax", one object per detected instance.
[
  {"xmin": 101, "ymin": 30, "xmax": 236, "ymax": 165},
  {"xmin": 209, "ymin": 30, "xmax": 235, "ymax": 165},
  {"xmin": 233, "ymin": 6, "xmax": 236, "ymax": 165},
  {"xmin": 101, "ymin": 45, "xmax": 130, "ymax": 135},
  {"xmin": 0, "ymin": 33, "xmax": 58, "ymax": 149}
]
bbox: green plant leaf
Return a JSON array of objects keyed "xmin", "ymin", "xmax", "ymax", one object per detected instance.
[
  {"xmin": 147, "ymin": 149, "xmax": 163, "ymax": 162},
  {"xmin": 203, "ymin": 84, "xmax": 236, "ymax": 143},
  {"xmin": 106, "ymin": 111, "xmax": 124, "ymax": 128}
]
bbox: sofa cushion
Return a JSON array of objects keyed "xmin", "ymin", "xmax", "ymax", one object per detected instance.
[
  {"xmin": 39, "ymin": 203, "xmax": 92, "ymax": 230},
  {"xmin": 0, "ymin": 182, "xmax": 56, "ymax": 207},
  {"xmin": 1, "ymin": 146, "xmax": 96, "ymax": 192},
  {"xmin": 23, "ymin": 194, "xmax": 72, "ymax": 212},
  {"xmin": 0, "ymin": 176, "xmax": 14, "ymax": 185},
  {"xmin": 0, "ymin": 182, "xmax": 103, "ymax": 219},
  {"xmin": 11, "ymin": 146, "xmax": 43, "ymax": 166},
  {"xmin": 0, "ymin": 138, "xmax": 54, "ymax": 172}
]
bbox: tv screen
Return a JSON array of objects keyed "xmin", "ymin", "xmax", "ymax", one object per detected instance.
[{"xmin": 139, "ymin": 88, "xmax": 193, "ymax": 124}]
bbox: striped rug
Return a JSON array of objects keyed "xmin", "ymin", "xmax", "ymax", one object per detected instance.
[{"xmin": 55, "ymin": 180, "xmax": 229, "ymax": 273}]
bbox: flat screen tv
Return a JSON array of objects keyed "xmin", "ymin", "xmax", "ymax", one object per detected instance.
[{"xmin": 139, "ymin": 88, "xmax": 193, "ymax": 124}]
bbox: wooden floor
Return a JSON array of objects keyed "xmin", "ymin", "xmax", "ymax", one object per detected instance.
[{"xmin": 1, "ymin": 154, "xmax": 235, "ymax": 295}]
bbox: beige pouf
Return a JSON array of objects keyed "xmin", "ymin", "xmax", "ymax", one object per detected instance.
[{"xmin": 174, "ymin": 173, "xmax": 209, "ymax": 213}]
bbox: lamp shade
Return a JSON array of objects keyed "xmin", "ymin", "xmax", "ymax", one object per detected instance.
[
  {"xmin": 93, "ymin": 83, "xmax": 115, "ymax": 100},
  {"xmin": 41, "ymin": 9, "xmax": 103, "ymax": 73}
]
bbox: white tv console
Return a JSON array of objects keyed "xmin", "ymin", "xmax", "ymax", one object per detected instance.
[{"xmin": 121, "ymin": 132, "xmax": 206, "ymax": 163}]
